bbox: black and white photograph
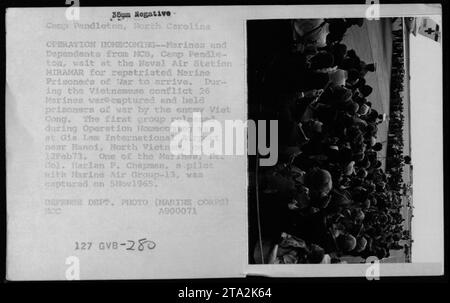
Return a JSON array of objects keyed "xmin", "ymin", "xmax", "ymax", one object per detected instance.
[{"xmin": 247, "ymin": 16, "xmax": 439, "ymax": 265}]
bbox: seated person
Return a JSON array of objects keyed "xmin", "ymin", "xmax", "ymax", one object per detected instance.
[{"xmin": 293, "ymin": 19, "xmax": 330, "ymax": 52}]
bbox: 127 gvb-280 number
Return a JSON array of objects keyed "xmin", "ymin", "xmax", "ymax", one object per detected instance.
[{"xmin": 74, "ymin": 238, "xmax": 156, "ymax": 251}]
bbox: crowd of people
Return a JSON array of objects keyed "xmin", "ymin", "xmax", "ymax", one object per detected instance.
[
  {"xmin": 248, "ymin": 18, "xmax": 409, "ymax": 264},
  {"xmin": 386, "ymin": 24, "xmax": 413, "ymax": 258},
  {"xmin": 386, "ymin": 26, "xmax": 411, "ymax": 192}
]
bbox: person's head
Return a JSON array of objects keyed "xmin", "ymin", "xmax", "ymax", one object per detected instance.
[
  {"xmin": 310, "ymin": 52, "xmax": 335, "ymax": 70},
  {"xmin": 315, "ymin": 193, "xmax": 332, "ymax": 209},
  {"xmin": 333, "ymin": 86, "xmax": 353, "ymax": 105},
  {"xmin": 346, "ymin": 101, "xmax": 359, "ymax": 115},
  {"xmin": 376, "ymin": 182, "xmax": 386, "ymax": 191},
  {"xmin": 358, "ymin": 103, "xmax": 370, "ymax": 116},
  {"xmin": 325, "ymin": 146, "xmax": 340, "ymax": 163},
  {"xmin": 371, "ymin": 196, "xmax": 378, "ymax": 206},
  {"xmin": 347, "ymin": 68, "xmax": 360, "ymax": 83},
  {"xmin": 359, "ymin": 157, "xmax": 371, "ymax": 169},
  {"xmin": 360, "ymin": 85, "xmax": 373, "ymax": 97},
  {"xmin": 357, "ymin": 168, "xmax": 368, "ymax": 179},
  {"xmin": 355, "ymin": 237, "xmax": 368, "ymax": 252},
  {"xmin": 352, "ymin": 185, "xmax": 368, "ymax": 201},
  {"xmin": 353, "ymin": 208, "xmax": 365, "ymax": 222},
  {"xmin": 346, "ymin": 49, "xmax": 357, "ymax": 58},
  {"xmin": 348, "ymin": 18, "xmax": 364, "ymax": 27},
  {"xmin": 365, "ymin": 124, "xmax": 377, "ymax": 136},
  {"xmin": 334, "ymin": 43, "xmax": 347, "ymax": 56},
  {"xmin": 365, "ymin": 63, "xmax": 376, "ymax": 72},
  {"xmin": 326, "ymin": 29, "xmax": 346, "ymax": 44},
  {"xmin": 295, "ymin": 72, "xmax": 330, "ymax": 93},
  {"xmin": 305, "ymin": 168, "xmax": 333, "ymax": 198},
  {"xmin": 362, "ymin": 199, "xmax": 371, "ymax": 209},
  {"xmin": 338, "ymin": 234, "xmax": 357, "ymax": 252},
  {"xmin": 353, "ymin": 152, "xmax": 364, "ymax": 162},
  {"xmin": 372, "ymin": 142, "xmax": 383, "ymax": 151},
  {"xmin": 365, "ymin": 182, "xmax": 376, "ymax": 193},
  {"xmin": 339, "ymin": 147, "xmax": 353, "ymax": 164},
  {"xmin": 332, "ymin": 190, "xmax": 352, "ymax": 207},
  {"xmin": 329, "ymin": 69, "xmax": 347, "ymax": 86},
  {"xmin": 308, "ymin": 244, "xmax": 326, "ymax": 263},
  {"xmin": 307, "ymin": 119, "xmax": 323, "ymax": 134},
  {"xmin": 404, "ymin": 155, "xmax": 412, "ymax": 164},
  {"xmin": 355, "ymin": 19, "xmax": 365, "ymax": 27},
  {"xmin": 366, "ymin": 108, "xmax": 378, "ymax": 121},
  {"xmin": 372, "ymin": 160, "xmax": 381, "ymax": 169},
  {"xmin": 343, "ymin": 161, "xmax": 356, "ymax": 176},
  {"xmin": 347, "ymin": 126, "xmax": 361, "ymax": 140},
  {"xmin": 351, "ymin": 177, "xmax": 363, "ymax": 188},
  {"xmin": 375, "ymin": 247, "xmax": 387, "ymax": 259}
]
